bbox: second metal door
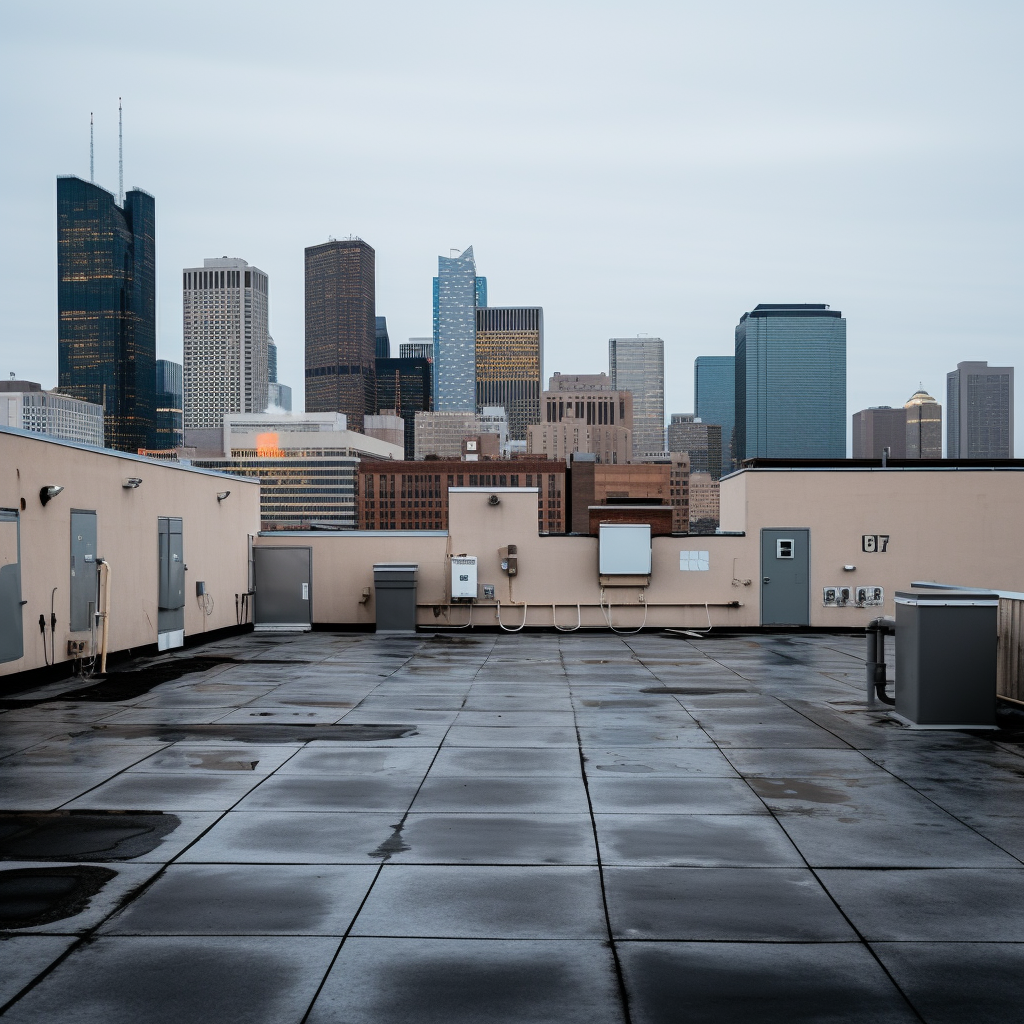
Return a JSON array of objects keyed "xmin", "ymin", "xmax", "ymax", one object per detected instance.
[
  {"xmin": 254, "ymin": 547, "xmax": 312, "ymax": 630},
  {"xmin": 761, "ymin": 528, "xmax": 810, "ymax": 626}
]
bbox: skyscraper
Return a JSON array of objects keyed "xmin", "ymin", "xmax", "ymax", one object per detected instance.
[
  {"xmin": 57, "ymin": 176, "xmax": 155, "ymax": 451},
  {"xmin": 852, "ymin": 406, "xmax": 906, "ymax": 459},
  {"xmin": 475, "ymin": 307, "xmax": 543, "ymax": 441},
  {"xmin": 305, "ymin": 238, "xmax": 376, "ymax": 431},
  {"xmin": 904, "ymin": 390, "xmax": 942, "ymax": 459},
  {"xmin": 154, "ymin": 359, "xmax": 184, "ymax": 449},
  {"xmin": 433, "ymin": 247, "xmax": 482, "ymax": 412},
  {"xmin": 608, "ymin": 336, "xmax": 665, "ymax": 459},
  {"xmin": 734, "ymin": 304, "xmax": 846, "ymax": 460},
  {"xmin": 268, "ymin": 337, "xmax": 278, "ymax": 384},
  {"xmin": 401, "ymin": 340, "xmax": 433, "ymax": 361},
  {"xmin": 694, "ymin": 355, "xmax": 736, "ymax": 474},
  {"xmin": 947, "ymin": 361, "xmax": 1014, "ymax": 458},
  {"xmin": 375, "ymin": 356, "xmax": 432, "ymax": 459},
  {"xmin": 375, "ymin": 317, "xmax": 391, "ymax": 359},
  {"xmin": 666, "ymin": 414, "xmax": 723, "ymax": 479},
  {"xmin": 182, "ymin": 258, "xmax": 269, "ymax": 431}
]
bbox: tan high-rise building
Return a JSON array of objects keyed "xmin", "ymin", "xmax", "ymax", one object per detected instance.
[
  {"xmin": 474, "ymin": 307, "xmax": 543, "ymax": 441},
  {"xmin": 527, "ymin": 375, "xmax": 633, "ymax": 464},
  {"xmin": 904, "ymin": 389, "xmax": 942, "ymax": 458}
]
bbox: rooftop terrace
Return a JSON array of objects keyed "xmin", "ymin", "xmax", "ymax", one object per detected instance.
[{"xmin": 1, "ymin": 630, "xmax": 1023, "ymax": 1022}]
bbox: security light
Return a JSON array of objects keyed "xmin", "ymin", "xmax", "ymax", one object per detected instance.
[
  {"xmin": 39, "ymin": 485, "xmax": 64, "ymax": 506},
  {"xmin": 217, "ymin": 491, "xmax": 231, "ymax": 502},
  {"xmin": 122, "ymin": 477, "xmax": 142, "ymax": 489}
]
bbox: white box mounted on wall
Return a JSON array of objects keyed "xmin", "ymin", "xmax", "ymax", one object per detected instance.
[
  {"xmin": 599, "ymin": 524, "xmax": 652, "ymax": 576},
  {"xmin": 451, "ymin": 556, "xmax": 478, "ymax": 600}
]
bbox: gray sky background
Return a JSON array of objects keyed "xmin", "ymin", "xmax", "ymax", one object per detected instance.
[{"xmin": 2, "ymin": 0, "xmax": 1021, "ymax": 451}]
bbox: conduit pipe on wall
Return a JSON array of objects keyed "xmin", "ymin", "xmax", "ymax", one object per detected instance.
[
  {"xmin": 97, "ymin": 558, "xmax": 111, "ymax": 673},
  {"xmin": 600, "ymin": 588, "xmax": 649, "ymax": 635},
  {"xmin": 496, "ymin": 601, "xmax": 529, "ymax": 632},
  {"xmin": 552, "ymin": 603, "xmax": 582, "ymax": 632}
]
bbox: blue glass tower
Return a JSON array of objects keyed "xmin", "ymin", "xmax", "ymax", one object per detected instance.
[
  {"xmin": 694, "ymin": 355, "xmax": 736, "ymax": 474},
  {"xmin": 57, "ymin": 175, "xmax": 156, "ymax": 451},
  {"xmin": 734, "ymin": 304, "xmax": 846, "ymax": 460},
  {"xmin": 432, "ymin": 247, "xmax": 483, "ymax": 411}
]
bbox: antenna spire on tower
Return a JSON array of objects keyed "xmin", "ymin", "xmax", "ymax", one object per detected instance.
[
  {"xmin": 118, "ymin": 98, "xmax": 123, "ymax": 205},
  {"xmin": 90, "ymin": 113, "xmax": 94, "ymax": 183}
]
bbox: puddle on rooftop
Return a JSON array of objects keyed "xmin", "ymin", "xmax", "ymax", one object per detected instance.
[
  {"xmin": 0, "ymin": 866, "xmax": 117, "ymax": 928},
  {"xmin": 748, "ymin": 778, "xmax": 851, "ymax": 804},
  {"xmin": 639, "ymin": 687, "xmax": 750, "ymax": 696},
  {"xmin": 90, "ymin": 723, "xmax": 417, "ymax": 744},
  {"xmin": 0, "ymin": 811, "xmax": 182, "ymax": 861},
  {"xmin": 593, "ymin": 763, "xmax": 656, "ymax": 773}
]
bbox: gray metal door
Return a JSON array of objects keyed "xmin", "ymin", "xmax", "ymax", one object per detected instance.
[
  {"xmin": 158, "ymin": 517, "xmax": 185, "ymax": 648},
  {"xmin": 70, "ymin": 510, "xmax": 97, "ymax": 632},
  {"xmin": 761, "ymin": 528, "xmax": 810, "ymax": 625},
  {"xmin": 0, "ymin": 509, "xmax": 24, "ymax": 664},
  {"xmin": 254, "ymin": 547, "xmax": 312, "ymax": 629}
]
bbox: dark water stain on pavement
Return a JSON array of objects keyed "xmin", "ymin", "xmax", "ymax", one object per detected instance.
[
  {"xmin": 369, "ymin": 821, "xmax": 412, "ymax": 860},
  {"xmin": 0, "ymin": 811, "xmax": 181, "ymax": 862},
  {"xmin": 0, "ymin": 866, "xmax": 117, "ymax": 928},
  {"xmin": 748, "ymin": 779, "xmax": 851, "ymax": 804},
  {"xmin": 90, "ymin": 723, "xmax": 418, "ymax": 744}
]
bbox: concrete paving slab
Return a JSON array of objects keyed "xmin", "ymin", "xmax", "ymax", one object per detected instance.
[
  {"xmin": 101, "ymin": 863, "xmax": 378, "ymax": 935},
  {"xmin": 581, "ymin": 747, "xmax": 738, "ymax": 777},
  {"xmin": 61, "ymin": 772, "xmax": 265, "ymax": 812},
  {"xmin": 817, "ymin": 868, "xmax": 1024, "ymax": 939},
  {"xmin": 275, "ymin": 747, "xmax": 437, "ymax": 776},
  {"xmin": 306, "ymin": 937, "xmax": 625, "ymax": 1024},
  {"xmin": 0, "ymin": 772, "xmax": 127, "ymax": 811},
  {"xmin": 604, "ymin": 866, "xmax": 855, "ymax": 940},
  {"xmin": 441, "ymin": 726, "xmax": 580, "ymax": 747},
  {"xmin": 0, "ymin": 935, "xmax": 339, "ymax": 1024},
  {"xmin": 427, "ymin": 747, "xmax": 581, "ymax": 777},
  {"xmin": 617, "ymin": 941, "xmax": 919, "ymax": 1024},
  {"xmin": 351, "ymin": 864, "xmax": 606, "ymax": 938},
  {"xmin": 234, "ymin": 775, "xmax": 424, "ymax": 812},
  {"xmin": 724, "ymin": 748, "xmax": 890, "ymax": 778},
  {"xmin": 126, "ymin": 743, "xmax": 301, "ymax": 774},
  {"xmin": 594, "ymin": 813, "xmax": 804, "ymax": 867},
  {"xmin": 409, "ymin": 775, "xmax": 589, "ymax": 813},
  {"xmin": 584, "ymin": 777, "xmax": 767, "ymax": 814},
  {"xmin": 0, "ymin": 935, "xmax": 77, "ymax": 1004}
]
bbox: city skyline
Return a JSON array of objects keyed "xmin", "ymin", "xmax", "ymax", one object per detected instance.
[{"xmin": 3, "ymin": 3, "xmax": 1020, "ymax": 453}]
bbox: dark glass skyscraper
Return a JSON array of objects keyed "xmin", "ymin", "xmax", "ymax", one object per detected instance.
[
  {"xmin": 694, "ymin": 355, "xmax": 736, "ymax": 473},
  {"xmin": 57, "ymin": 176, "xmax": 155, "ymax": 451},
  {"xmin": 304, "ymin": 238, "xmax": 376, "ymax": 431},
  {"xmin": 734, "ymin": 304, "xmax": 846, "ymax": 460},
  {"xmin": 947, "ymin": 361, "xmax": 1014, "ymax": 458},
  {"xmin": 154, "ymin": 359, "xmax": 184, "ymax": 449},
  {"xmin": 375, "ymin": 316, "xmax": 391, "ymax": 359},
  {"xmin": 375, "ymin": 356, "xmax": 432, "ymax": 459}
]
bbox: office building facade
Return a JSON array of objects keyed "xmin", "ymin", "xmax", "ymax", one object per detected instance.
[
  {"xmin": 609, "ymin": 337, "xmax": 665, "ymax": 459},
  {"xmin": 375, "ymin": 356, "xmax": 432, "ymax": 459},
  {"xmin": 947, "ymin": 361, "xmax": 1014, "ymax": 458},
  {"xmin": 475, "ymin": 306, "xmax": 543, "ymax": 441},
  {"xmin": 904, "ymin": 390, "xmax": 942, "ymax": 459},
  {"xmin": 357, "ymin": 458, "xmax": 566, "ymax": 533},
  {"xmin": 433, "ymin": 247, "xmax": 482, "ymax": 412},
  {"xmin": 689, "ymin": 471, "xmax": 720, "ymax": 534},
  {"xmin": 375, "ymin": 317, "xmax": 391, "ymax": 359},
  {"xmin": 57, "ymin": 176, "xmax": 155, "ymax": 451},
  {"xmin": 734, "ymin": 304, "xmax": 846, "ymax": 460},
  {"xmin": 305, "ymin": 238, "xmax": 376, "ymax": 431},
  {"xmin": 268, "ymin": 337, "xmax": 279, "ymax": 385},
  {"xmin": 0, "ymin": 380, "xmax": 104, "ymax": 446},
  {"xmin": 413, "ymin": 409, "xmax": 508, "ymax": 460},
  {"xmin": 401, "ymin": 340, "xmax": 433, "ymax": 361},
  {"xmin": 527, "ymin": 377, "xmax": 633, "ymax": 464},
  {"xmin": 852, "ymin": 406, "xmax": 906, "ymax": 459},
  {"xmin": 154, "ymin": 359, "xmax": 184, "ymax": 449},
  {"xmin": 182, "ymin": 258, "xmax": 269, "ymax": 431},
  {"xmin": 666, "ymin": 414, "xmax": 723, "ymax": 479},
  {"xmin": 694, "ymin": 355, "xmax": 736, "ymax": 474}
]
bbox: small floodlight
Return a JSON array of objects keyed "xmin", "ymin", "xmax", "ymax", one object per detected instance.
[
  {"xmin": 122, "ymin": 477, "xmax": 143, "ymax": 489},
  {"xmin": 217, "ymin": 491, "xmax": 231, "ymax": 502},
  {"xmin": 488, "ymin": 494, "xmax": 501, "ymax": 506},
  {"xmin": 39, "ymin": 485, "xmax": 64, "ymax": 506}
]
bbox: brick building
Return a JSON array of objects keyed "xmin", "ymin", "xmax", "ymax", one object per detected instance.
[{"xmin": 357, "ymin": 458, "xmax": 567, "ymax": 533}]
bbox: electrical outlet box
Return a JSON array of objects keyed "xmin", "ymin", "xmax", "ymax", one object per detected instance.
[
  {"xmin": 837, "ymin": 586, "xmax": 853, "ymax": 607},
  {"xmin": 481, "ymin": 584, "xmax": 495, "ymax": 600},
  {"xmin": 856, "ymin": 586, "xmax": 884, "ymax": 607},
  {"xmin": 66, "ymin": 639, "xmax": 87, "ymax": 656},
  {"xmin": 823, "ymin": 587, "xmax": 838, "ymax": 606}
]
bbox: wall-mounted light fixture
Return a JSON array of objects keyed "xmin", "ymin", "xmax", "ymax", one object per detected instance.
[
  {"xmin": 487, "ymin": 494, "xmax": 501, "ymax": 506},
  {"xmin": 216, "ymin": 491, "xmax": 231, "ymax": 502},
  {"xmin": 122, "ymin": 477, "xmax": 143, "ymax": 489},
  {"xmin": 843, "ymin": 565, "xmax": 857, "ymax": 572},
  {"xmin": 39, "ymin": 485, "xmax": 64, "ymax": 507}
]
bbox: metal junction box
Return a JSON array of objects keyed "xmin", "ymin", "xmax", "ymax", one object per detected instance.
[
  {"xmin": 451, "ymin": 557, "xmax": 478, "ymax": 601},
  {"xmin": 894, "ymin": 590, "xmax": 998, "ymax": 728},
  {"xmin": 599, "ymin": 524, "xmax": 652, "ymax": 577}
]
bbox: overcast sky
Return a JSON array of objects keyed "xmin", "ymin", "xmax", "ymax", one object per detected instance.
[{"xmin": 2, "ymin": 1, "xmax": 1021, "ymax": 451}]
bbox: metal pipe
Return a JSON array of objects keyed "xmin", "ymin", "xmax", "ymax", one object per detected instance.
[
  {"xmin": 866, "ymin": 615, "xmax": 896, "ymax": 705},
  {"xmin": 98, "ymin": 559, "xmax": 111, "ymax": 673}
]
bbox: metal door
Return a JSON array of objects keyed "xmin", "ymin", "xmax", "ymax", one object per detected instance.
[
  {"xmin": 0, "ymin": 509, "xmax": 24, "ymax": 664},
  {"xmin": 761, "ymin": 528, "xmax": 810, "ymax": 626},
  {"xmin": 158, "ymin": 517, "xmax": 185, "ymax": 650},
  {"xmin": 254, "ymin": 547, "xmax": 312, "ymax": 630},
  {"xmin": 70, "ymin": 510, "xmax": 97, "ymax": 632}
]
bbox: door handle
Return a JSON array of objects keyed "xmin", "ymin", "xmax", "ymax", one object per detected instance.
[{"xmin": 763, "ymin": 577, "xmax": 770, "ymax": 584}]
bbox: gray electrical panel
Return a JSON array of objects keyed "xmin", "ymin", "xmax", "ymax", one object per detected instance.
[
  {"xmin": 70, "ymin": 510, "xmax": 97, "ymax": 632},
  {"xmin": 0, "ymin": 509, "xmax": 24, "ymax": 664},
  {"xmin": 158, "ymin": 517, "xmax": 185, "ymax": 649}
]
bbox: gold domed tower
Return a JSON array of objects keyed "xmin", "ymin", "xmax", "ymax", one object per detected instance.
[{"xmin": 904, "ymin": 386, "xmax": 942, "ymax": 458}]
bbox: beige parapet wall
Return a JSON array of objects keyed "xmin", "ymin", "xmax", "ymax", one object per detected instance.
[
  {"xmin": 0, "ymin": 429, "xmax": 261, "ymax": 677},
  {"xmin": 254, "ymin": 468, "xmax": 1024, "ymax": 631}
]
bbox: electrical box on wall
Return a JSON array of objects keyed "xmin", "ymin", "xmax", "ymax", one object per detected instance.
[
  {"xmin": 499, "ymin": 545, "xmax": 518, "ymax": 576},
  {"xmin": 599, "ymin": 524, "xmax": 652, "ymax": 576},
  {"xmin": 856, "ymin": 586, "xmax": 884, "ymax": 607},
  {"xmin": 451, "ymin": 556, "xmax": 478, "ymax": 601}
]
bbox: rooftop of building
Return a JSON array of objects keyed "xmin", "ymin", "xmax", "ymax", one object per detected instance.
[
  {"xmin": 1, "ymin": 626, "xmax": 1022, "ymax": 1019},
  {"xmin": 735, "ymin": 457, "xmax": 1024, "ymax": 472},
  {"xmin": 0, "ymin": 381, "xmax": 42, "ymax": 393},
  {"xmin": 740, "ymin": 304, "xmax": 843, "ymax": 322}
]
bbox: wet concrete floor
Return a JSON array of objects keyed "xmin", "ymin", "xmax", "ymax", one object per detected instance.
[{"xmin": 1, "ymin": 630, "xmax": 1024, "ymax": 1021}]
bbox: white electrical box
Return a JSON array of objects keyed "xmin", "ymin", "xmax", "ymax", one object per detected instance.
[
  {"xmin": 599, "ymin": 524, "xmax": 652, "ymax": 576},
  {"xmin": 451, "ymin": 556, "xmax": 478, "ymax": 600}
]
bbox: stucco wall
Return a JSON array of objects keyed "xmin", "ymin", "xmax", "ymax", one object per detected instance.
[{"xmin": 0, "ymin": 430, "xmax": 260, "ymax": 677}]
